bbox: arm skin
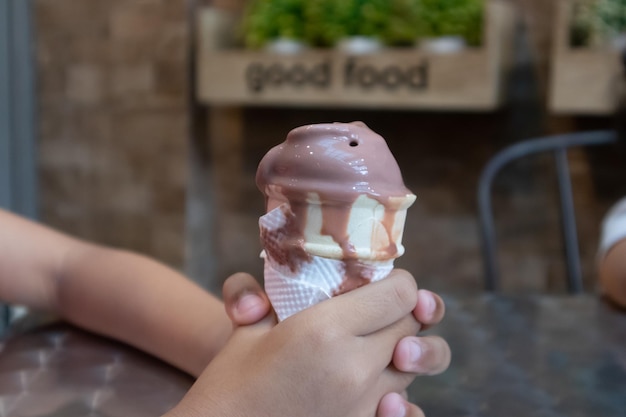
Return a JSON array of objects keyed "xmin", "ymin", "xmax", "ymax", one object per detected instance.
[
  {"xmin": 599, "ymin": 239, "xmax": 626, "ymax": 309},
  {"xmin": 221, "ymin": 271, "xmax": 450, "ymax": 417},
  {"xmin": 167, "ymin": 270, "xmax": 444, "ymax": 417},
  {"xmin": 0, "ymin": 208, "xmax": 231, "ymax": 376},
  {"xmin": 0, "ymin": 208, "xmax": 451, "ymax": 417}
]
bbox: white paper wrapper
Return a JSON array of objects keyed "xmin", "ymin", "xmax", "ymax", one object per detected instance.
[{"xmin": 260, "ymin": 204, "xmax": 394, "ymax": 321}]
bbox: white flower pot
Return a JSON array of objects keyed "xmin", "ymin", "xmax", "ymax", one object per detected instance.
[
  {"xmin": 418, "ymin": 36, "xmax": 467, "ymax": 54},
  {"xmin": 265, "ymin": 38, "xmax": 307, "ymax": 55},
  {"xmin": 336, "ymin": 36, "xmax": 383, "ymax": 55}
]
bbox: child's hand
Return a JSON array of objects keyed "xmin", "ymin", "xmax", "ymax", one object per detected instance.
[
  {"xmin": 224, "ymin": 270, "xmax": 450, "ymax": 383},
  {"xmin": 222, "ymin": 272, "xmax": 273, "ymax": 325},
  {"xmin": 166, "ymin": 270, "xmax": 448, "ymax": 417},
  {"xmin": 393, "ymin": 287, "xmax": 449, "ymax": 376}
]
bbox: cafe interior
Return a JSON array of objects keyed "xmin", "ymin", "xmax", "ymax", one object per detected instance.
[{"xmin": 1, "ymin": 0, "xmax": 625, "ymax": 416}]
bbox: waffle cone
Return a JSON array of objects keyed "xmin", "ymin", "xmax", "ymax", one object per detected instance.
[{"xmin": 259, "ymin": 193, "xmax": 414, "ymax": 320}]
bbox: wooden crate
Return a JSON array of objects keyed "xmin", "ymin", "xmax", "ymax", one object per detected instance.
[
  {"xmin": 548, "ymin": 0, "xmax": 623, "ymax": 115},
  {"xmin": 196, "ymin": 0, "xmax": 515, "ymax": 111}
]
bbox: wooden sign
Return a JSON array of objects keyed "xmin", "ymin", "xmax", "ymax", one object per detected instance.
[{"xmin": 196, "ymin": 0, "xmax": 515, "ymax": 111}]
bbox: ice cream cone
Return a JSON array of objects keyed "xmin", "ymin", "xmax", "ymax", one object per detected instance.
[{"xmin": 257, "ymin": 122, "xmax": 415, "ymax": 320}]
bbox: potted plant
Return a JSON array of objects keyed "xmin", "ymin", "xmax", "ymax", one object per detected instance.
[
  {"xmin": 381, "ymin": 0, "xmax": 422, "ymax": 47},
  {"xmin": 304, "ymin": 0, "xmax": 394, "ymax": 53},
  {"xmin": 592, "ymin": 0, "xmax": 626, "ymax": 49},
  {"xmin": 240, "ymin": 0, "xmax": 485, "ymax": 54},
  {"xmin": 240, "ymin": 0, "xmax": 307, "ymax": 53},
  {"xmin": 570, "ymin": 0, "xmax": 626, "ymax": 49},
  {"xmin": 414, "ymin": 0, "xmax": 484, "ymax": 53}
]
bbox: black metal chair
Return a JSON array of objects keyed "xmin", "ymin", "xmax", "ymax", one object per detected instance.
[{"xmin": 478, "ymin": 130, "xmax": 619, "ymax": 293}]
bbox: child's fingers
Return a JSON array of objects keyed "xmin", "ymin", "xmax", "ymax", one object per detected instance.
[
  {"xmin": 392, "ymin": 335, "xmax": 451, "ymax": 375},
  {"xmin": 413, "ymin": 290, "xmax": 445, "ymax": 331},
  {"xmin": 377, "ymin": 392, "xmax": 425, "ymax": 417},
  {"xmin": 365, "ymin": 313, "xmax": 421, "ymax": 368},
  {"xmin": 222, "ymin": 272, "xmax": 272, "ymax": 326},
  {"xmin": 377, "ymin": 335, "xmax": 451, "ymax": 406},
  {"xmin": 321, "ymin": 269, "xmax": 418, "ymax": 336}
]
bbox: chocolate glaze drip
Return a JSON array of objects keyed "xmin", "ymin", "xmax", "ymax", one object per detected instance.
[
  {"xmin": 260, "ymin": 205, "xmax": 312, "ymax": 273},
  {"xmin": 333, "ymin": 261, "xmax": 377, "ymax": 295},
  {"xmin": 257, "ymin": 122, "xmax": 414, "ymax": 291}
]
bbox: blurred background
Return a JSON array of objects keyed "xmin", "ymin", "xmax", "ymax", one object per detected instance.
[{"xmin": 2, "ymin": 0, "xmax": 625, "ymax": 296}]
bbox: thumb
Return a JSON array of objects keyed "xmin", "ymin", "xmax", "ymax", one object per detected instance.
[{"xmin": 222, "ymin": 272, "xmax": 272, "ymax": 326}]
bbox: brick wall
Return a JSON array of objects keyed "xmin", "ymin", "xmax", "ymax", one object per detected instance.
[
  {"xmin": 35, "ymin": 0, "xmax": 189, "ymax": 267},
  {"xmin": 32, "ymin": 0, "xmax": 622, "ymax": 293}
]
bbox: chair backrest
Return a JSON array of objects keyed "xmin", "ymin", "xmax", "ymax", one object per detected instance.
[{"xmin": 477, "ymin": 130, "xmax": 619, "ymax": 293}]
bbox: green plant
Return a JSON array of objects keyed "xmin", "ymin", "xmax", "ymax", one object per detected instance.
[
  {"xmin": 240, "ymin": 0, "xmax": 485, "ymax": 49},
  {"xmin": 303, "ymin": 0, "xmax": 391, "ymax": 47},
  {"xmin": 570, "ymin": 0, "xmax": 626, "ymax": 47},
  {"xmin": 593, "ymin": 0, "xmax": 626, "ymax": 40},
  {"xmin": 570, "ymin": 1, "xmax": 596, "ymax": 47},
  {"xmin": 382, "ymin": 0, "xmax": 422, "ymax": 46},
  {"xmin": 240, "ymin": 0, "xmax": 307, "ymax": 49},
  {"xmin": 413, "ymin": 0, "xmax": 485, "ymax": 46}
]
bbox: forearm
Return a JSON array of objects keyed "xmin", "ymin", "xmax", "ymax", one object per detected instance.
[
  {"xmin": 57, "ymin": 243, "xmax": 232, "ymax": 376},
  {"xmin": 0, "ymin": 209, "xmax": 67, "ymax": 309},
  {"xmin": 0, "ymin": 208, "xmax": 232, "ymax": 376}
]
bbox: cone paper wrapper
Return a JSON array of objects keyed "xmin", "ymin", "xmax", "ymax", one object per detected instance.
[{"xmin": 260, "ymin": 204, "xmax": 394, "ymax": 321}]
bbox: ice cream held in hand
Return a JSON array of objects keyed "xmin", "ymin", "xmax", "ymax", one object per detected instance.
[{"xmin": 257, "ymin": 122, "xmax": 416, "ymax": 320}]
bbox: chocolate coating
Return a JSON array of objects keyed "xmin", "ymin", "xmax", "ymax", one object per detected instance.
[
  {"xmin": 257, "ymin": 122, "xmax": 414, "ymax": 295},
  {"xmin": 256, "ymin": 122, "xmax": 412, "ymax": 203}
]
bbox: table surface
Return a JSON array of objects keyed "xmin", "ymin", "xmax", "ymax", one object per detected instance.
[
  {"xmin": 0, "ymin": 294, "xmax": 624, "ymax": 417},
  {"xmin": 410, "ymin": 294, "xmax": 626, "ymax": 417},
  {"xmin": 0, "ymin": 320, "xmax": 193, "ymax": 417}
]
